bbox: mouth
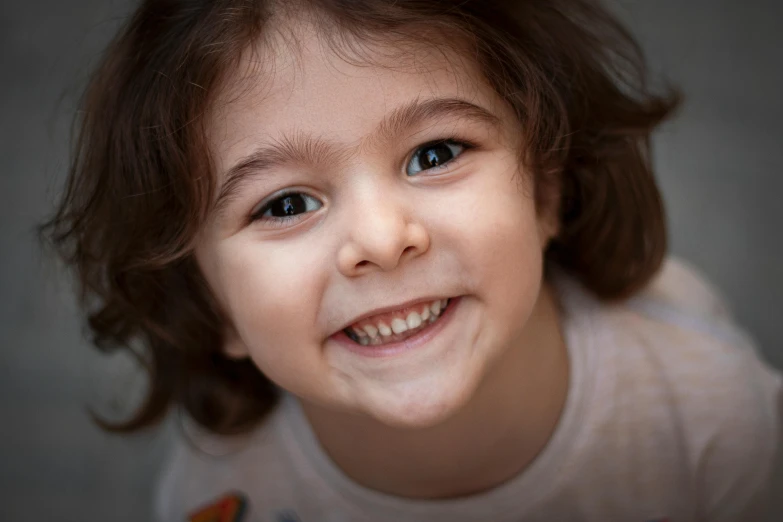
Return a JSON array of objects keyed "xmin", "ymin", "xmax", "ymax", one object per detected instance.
[
  {"xmin": 343, "ymin": 297, "xmax": 453, "ymax": 345},
  {"xmin": 330, "ymin": 296, "xmax": 461, "ymax": 357}
]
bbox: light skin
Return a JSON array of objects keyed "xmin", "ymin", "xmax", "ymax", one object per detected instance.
[{"xmin": 196, "ymin": 20, "xmax": 569, "ymax": 499}]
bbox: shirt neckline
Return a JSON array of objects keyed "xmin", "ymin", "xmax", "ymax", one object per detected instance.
[{"xmin": 278, "ymin": 272, "xmax": 600, "ymax": 521}]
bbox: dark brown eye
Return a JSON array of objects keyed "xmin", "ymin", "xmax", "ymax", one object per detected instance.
[
  {"xmin": 406, "ymin": 140, "xmax": 465, "ymax": 176},
  {"xmin": 252, "ymin": 193, "xmax": 322, "ymax": 222}
]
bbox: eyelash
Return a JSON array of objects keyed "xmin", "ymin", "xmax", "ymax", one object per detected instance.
[{"xmin": 249, "ymin": 138, "xmax": 475, "ymax": 226}]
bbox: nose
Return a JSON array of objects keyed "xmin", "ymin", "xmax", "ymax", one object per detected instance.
[{"xmin": 336, "ymin": 188, "xmax": 430, "ymax": 276}]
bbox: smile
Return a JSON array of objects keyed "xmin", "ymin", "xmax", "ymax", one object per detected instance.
[
  {"xmin": 331, "ymin": 296, "xmax": 461, "ymax": 358},
  {"xmin": 344, "ymin": 298, "xmax": 452, "ymax": 346}
]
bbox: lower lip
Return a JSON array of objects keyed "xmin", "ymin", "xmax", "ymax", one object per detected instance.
[{"xmin": 329, "ymin": 297, "xmax": 462, "ymax": 358}]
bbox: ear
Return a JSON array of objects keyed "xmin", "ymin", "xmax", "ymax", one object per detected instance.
[
  {"xmin": 222, "ymin": 322, "xmax": 251, "ymax": 359},
  {"xmin": 537, "ymin": 207, "xmax": 560, "ymax": 248},
  {"xmin": 536, "ymin": 173, "xmax": 562, "ymax": 248}
]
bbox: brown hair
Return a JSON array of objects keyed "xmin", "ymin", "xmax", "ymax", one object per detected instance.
[{"xmin": 42, "ymin": 0, "xmax": 680, "ymax": 435}]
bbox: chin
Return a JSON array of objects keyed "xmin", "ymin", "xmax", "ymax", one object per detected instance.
[{"xmin": 359, "ymin": 370, "xmax": 482, "ymax": 430}]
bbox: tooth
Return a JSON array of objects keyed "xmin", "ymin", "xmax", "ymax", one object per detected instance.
[
  {"xmin": 406, "ymin": 311, "xmax": 422, "ymax": 329},
  {"xmin": 362, "ymin": 324, "xmax": 378, "ymax": 338},
  {"xmin": 420, "ymin": 306, "xmax": 430, "ymax": 321},
  {"xmin": 359, "ymin": 336, "xmax": 370, "ymax": 346},
  {"xmin": 378, "ymin": 322, "xmax": 392, "ymax": 336},
  {"xmin": 441, "ymin": 298, "xmax": 449, "ymax": 309},
  {"xmin": 391, "ymin": 318, "xmax": 408, "ymax": 334},
  {"xmin": 430, "ymin": 300, "xmax": 442, "ymax": 315}
]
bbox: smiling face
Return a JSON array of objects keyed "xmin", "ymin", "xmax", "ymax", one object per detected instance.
[{"xmin": 195, "ymin": 21, "xmax": 558, "ymax": 429}]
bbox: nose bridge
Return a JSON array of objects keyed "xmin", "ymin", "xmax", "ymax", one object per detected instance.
[{"xmin": 337, "ymin": 175, "xmax": 427, "ymax": 274}]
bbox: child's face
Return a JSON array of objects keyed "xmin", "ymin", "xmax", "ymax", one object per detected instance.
[{"xmin": 196, "ymin": 25, "xmax": 556, "ymax": 428}]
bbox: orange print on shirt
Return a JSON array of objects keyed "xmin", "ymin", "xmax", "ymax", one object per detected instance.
[{"xmin": 188, "ymin": 492, "xmax": 246, "ymax": 522}]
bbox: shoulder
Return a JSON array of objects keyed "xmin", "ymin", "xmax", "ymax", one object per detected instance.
[
  {"xmin": 632, "ymin": 257, "xmax": 734, "ymax": 323},
  {"xmin": 560, "ymin": 257, "xmax": 779, "ymax": 400},
  {"xmin": 614, "ymin": 258, "xmax": 780, "ymax": 408},
  {"xmin": 154, "ymin": 399, "xmax": 295, "ymax": 522},
  {"xmin": 607, "ymin": 258, "xmax": 781, "ymax": 440},
  {"xmin": 597, "ymin": 258, "xmax": 782, "ymax": 520}
]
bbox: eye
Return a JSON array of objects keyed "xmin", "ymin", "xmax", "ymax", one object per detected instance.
[
  {"xmin": 406, "ymin": 140, "xmax": 467, "ymax": 176},
  {"xmin": 251, "ymin": 192, "xmax": 322, "ymax": 225}
]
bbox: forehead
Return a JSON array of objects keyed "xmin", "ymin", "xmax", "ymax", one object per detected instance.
[{"xmin": 207, "ymin": 18, "xmax": 510, "ymax": 173}]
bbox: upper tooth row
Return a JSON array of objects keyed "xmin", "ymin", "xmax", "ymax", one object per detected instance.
[{"xmin": 353, "ymin": 299, "xmax": 448, "ymax": 338}]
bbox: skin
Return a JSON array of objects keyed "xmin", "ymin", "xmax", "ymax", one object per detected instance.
[{"xmin": 196, "ymin": 20, "xmax": 569, "ymax": 499}]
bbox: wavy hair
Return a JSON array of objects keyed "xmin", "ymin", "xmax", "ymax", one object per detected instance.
[{"xmin": 42, "ymin": 0, "xmax": 680, "ymax": 435}]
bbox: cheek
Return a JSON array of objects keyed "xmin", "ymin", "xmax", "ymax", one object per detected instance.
[
  {"xmin": 446, "ymin": 166, "xmax": 542, "ymax": 270},
  {"xmin": 445, "ymin": 169, "xmax": 544, "ymax": 332},
  {"xmin": 209, "ymin": 238, "xmax": 327, "ymax": 359},
  {"xmin": 479, "ymin": 197, "xmax": 543, "ymax": 301}
]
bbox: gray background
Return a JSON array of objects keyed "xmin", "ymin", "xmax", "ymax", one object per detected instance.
[{"xmin": 1, "ymin": 0, "xmax": 781, "ymax": 520}]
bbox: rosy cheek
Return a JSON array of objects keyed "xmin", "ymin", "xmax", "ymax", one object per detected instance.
[{"xmin": 221, "ymin": 244, "xmax": 322, "ymax": 326}]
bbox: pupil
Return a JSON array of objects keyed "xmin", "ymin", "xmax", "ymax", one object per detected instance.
[
  {"xmin": 273, "ymin": 195, "xmax": 305, "ymax": 217},
  {"xmin": 421, "ymin": 143, "xmax": 453, "ymax": 169}
]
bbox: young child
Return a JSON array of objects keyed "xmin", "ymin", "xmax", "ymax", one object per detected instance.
[{"xmin": 45, "ymin": 0, "xmax": 782, "ymax": 520}]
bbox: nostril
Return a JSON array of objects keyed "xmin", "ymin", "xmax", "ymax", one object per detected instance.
[{"xmin": 355, "ymin": 246, "xmax": 415, "ymax": 270}]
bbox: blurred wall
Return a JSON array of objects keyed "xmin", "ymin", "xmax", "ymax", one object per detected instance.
[{"xmin": 1, "ymin": 1, "xmax": 781, "ymax": 520}]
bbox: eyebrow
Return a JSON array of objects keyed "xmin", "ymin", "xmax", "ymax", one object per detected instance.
[{"xmin": 212, "ymin": 97, "xmax": 502, "ymax": 218}]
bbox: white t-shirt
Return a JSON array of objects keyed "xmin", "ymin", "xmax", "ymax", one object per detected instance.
[{"xmin": 155, "ymin": 259, "xmax": 782, "ymax": 522}]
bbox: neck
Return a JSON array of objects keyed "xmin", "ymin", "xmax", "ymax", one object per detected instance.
[{"xmin": 300, "ymin": 282, "xmax": 569, "ymax": 499}]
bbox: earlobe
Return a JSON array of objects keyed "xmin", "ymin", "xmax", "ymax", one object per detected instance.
[
  {"xmin": 537, "ymin": 195, "xmax": 562, "ymax": 249},
  {"xmin": 223, "ymin": 323, "xmax": 250, "ymax": 359},
  {"xmin": 537, "ymin": 174, "xmax": 563, "ymax": 248},
  {"xmin": 538, "ymin": 217, "xmax": 560, "ymax": 249}
]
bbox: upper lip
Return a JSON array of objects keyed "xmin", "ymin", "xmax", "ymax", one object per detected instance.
[{"xmin": 334, "ymin": 295, "xmax": 453, "ymax": 334}]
